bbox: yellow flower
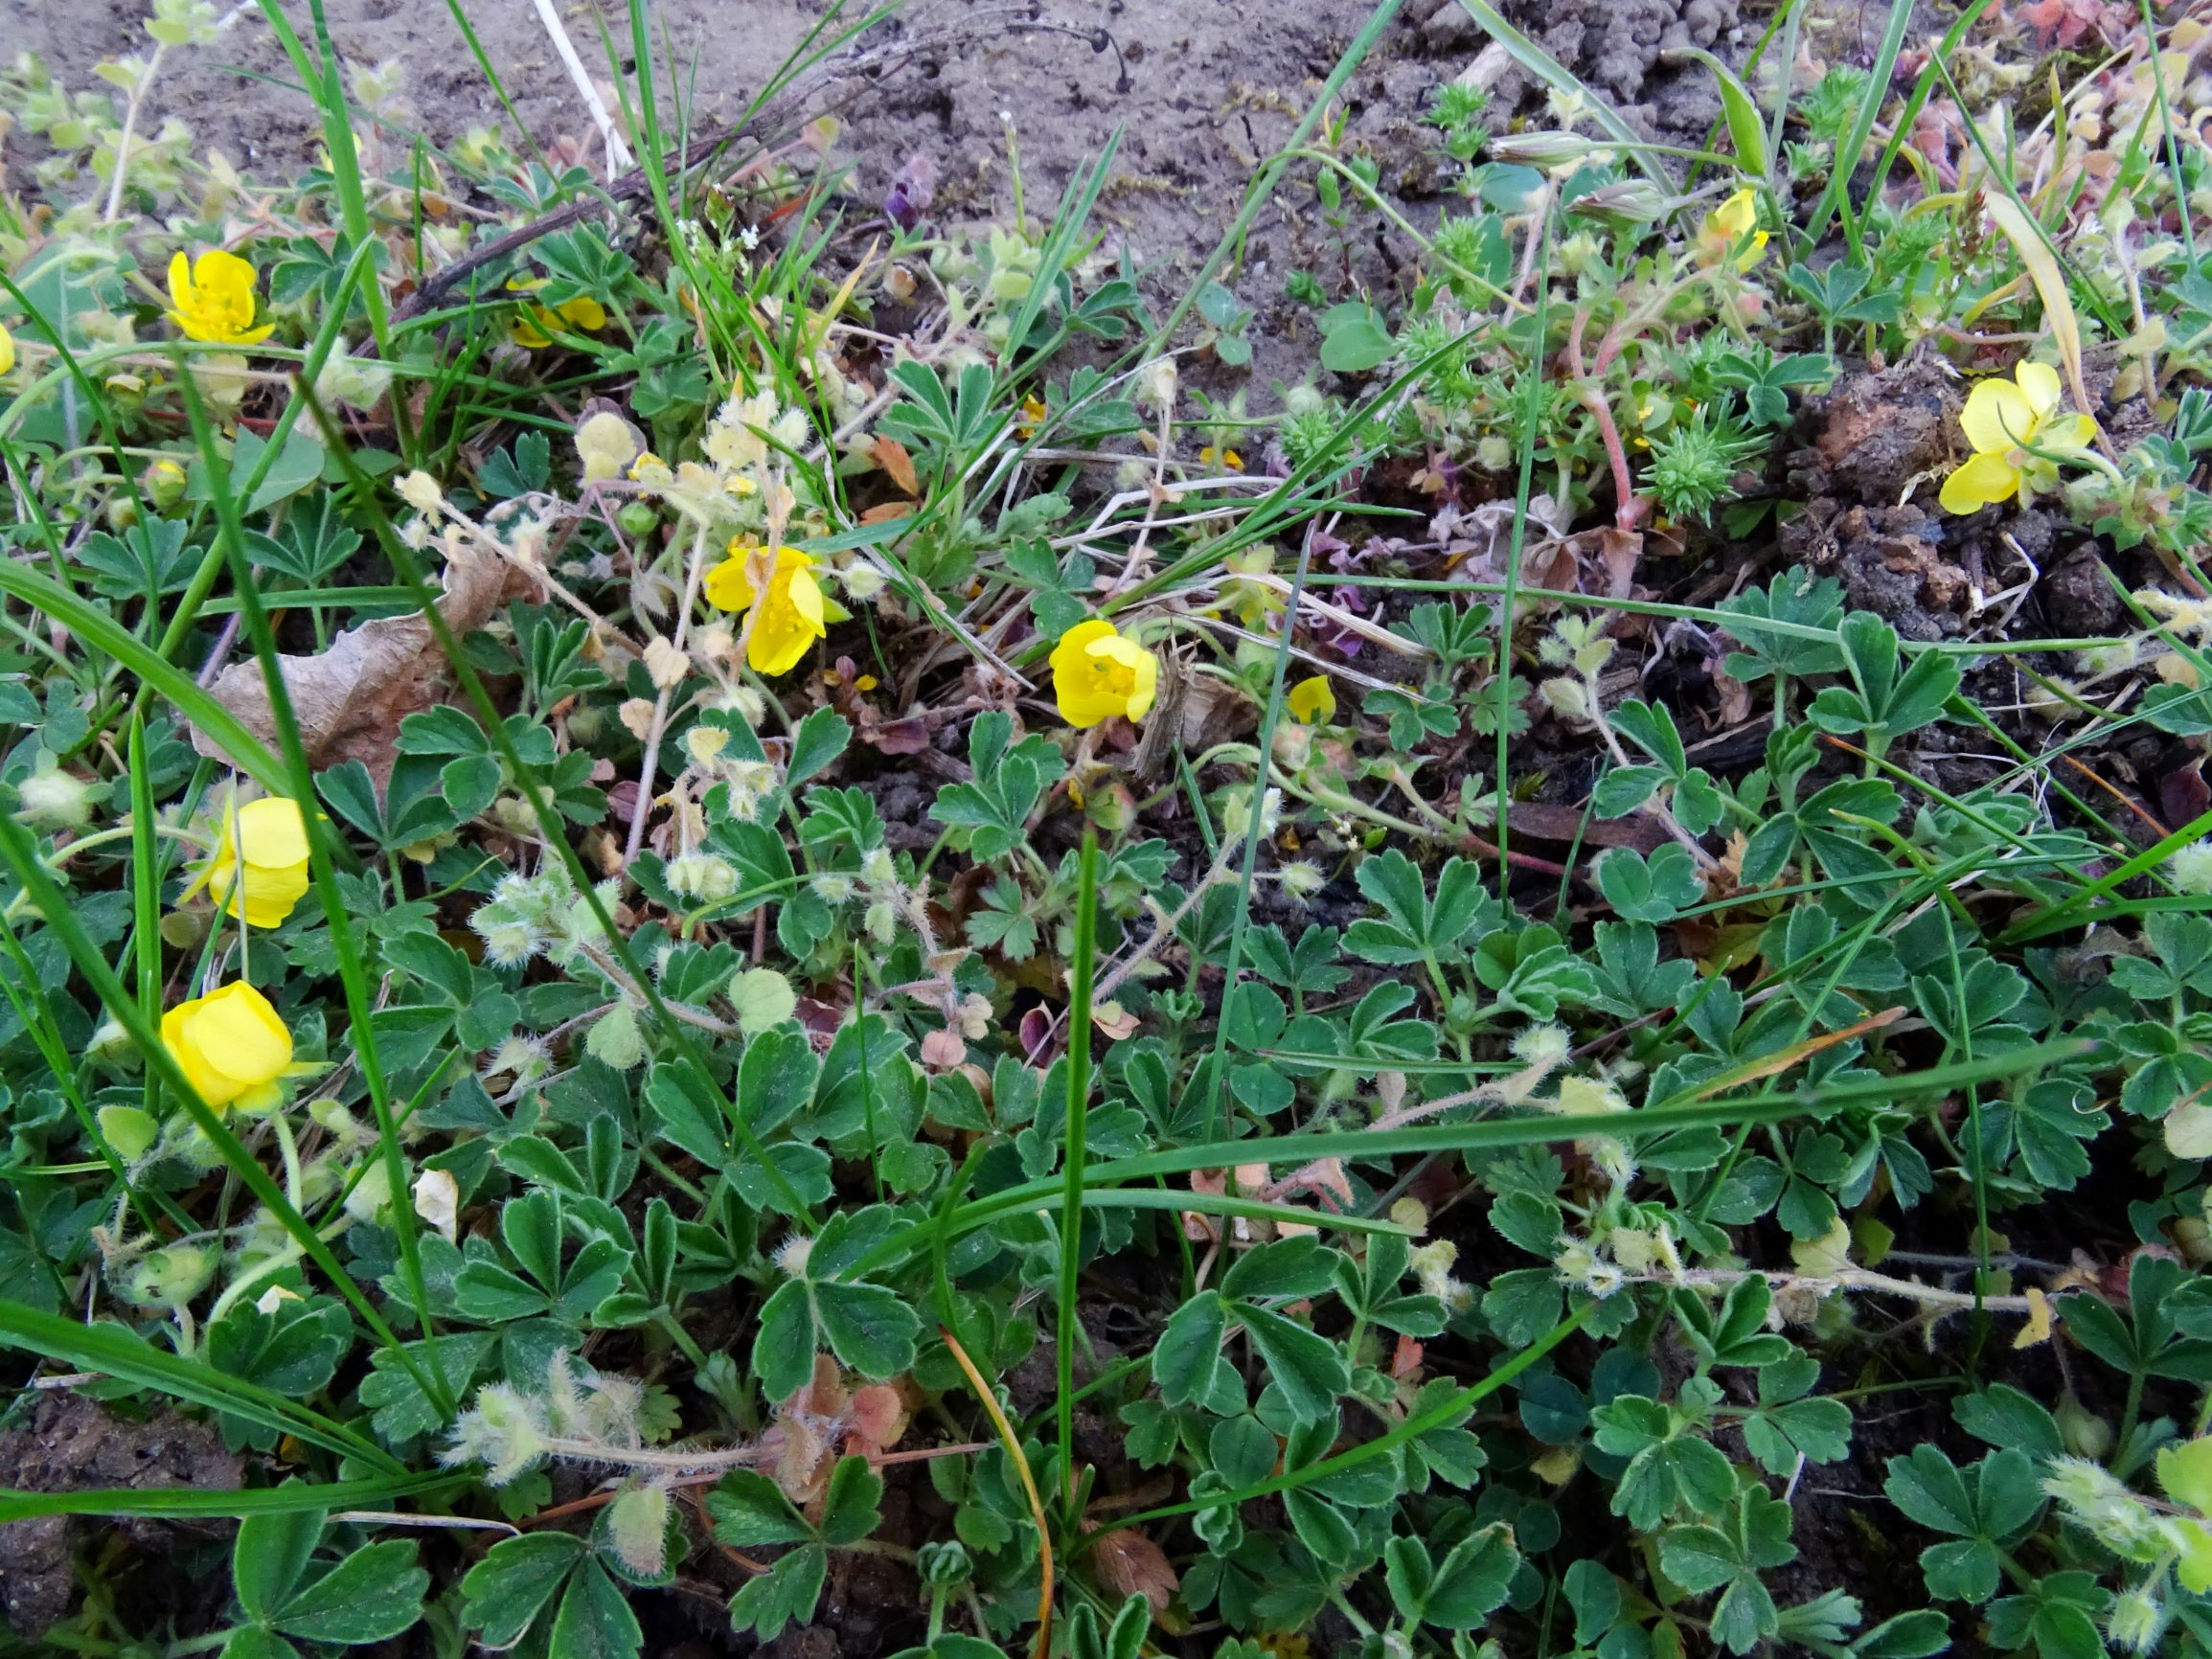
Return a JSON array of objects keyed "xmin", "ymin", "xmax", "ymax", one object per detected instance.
[
  {"xmin": 1050, "ymin": 617, "xmax": 1159, "ymax": 729},
  {"xmin": 1701, "ymin": 189, "xmax": 1767, "ymax": 271},
  {"xmin": 1017, "ymin": 395, "xmax": 1047, "ymax": 437},
  {"xmin": 1199, "ymin": 444, "xmax": 1245, "ymax": 472},
  {"xmin": 187, "ymin": 796, "xmax": 312, "ymax": 928},
  {"xmin": 507, "ymin": 278, "xmax": 608, "ymax": 348},
  {"xmin": 1287, "ymin": 674, "xmax": 1336, "ymax": 725},
  {"xmin": 1938, "ymin": 360, "xmax": 2098, "ymax": 514},
  {"xmin": 167, "ymin": 249, "xmax": 275, "ymax": 346},
  {"xmin": 161, "ymin": 981, "xmax": 293, "ymax": 1113},
  {"xmin": 705, "ymin": 541, "xmax": 828, "ymax": 675},
  {"xmin": 0, "ymin": 325, "xmax": 14, "ymax": 375}
]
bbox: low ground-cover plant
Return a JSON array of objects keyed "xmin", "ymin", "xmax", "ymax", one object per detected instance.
[{"xmin": 2, "ymin": 1, "xmax": 2212, "ymax": 1657}]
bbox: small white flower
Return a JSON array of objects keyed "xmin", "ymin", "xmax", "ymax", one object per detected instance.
[
  {"xmin": 413, "ymin": 1168, "xmax": 460, "ymax": 1244},
  {"xmin": 2169, "ymin": 840, "xmax": 2212, "ymax": 896},
  {"xmin": 397, "ymin": 469, "xmax": 445, "ymax": 514}
]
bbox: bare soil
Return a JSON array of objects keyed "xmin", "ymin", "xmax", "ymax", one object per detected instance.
[{"xmin": 15, "ymin": 0, "xmax": 1763, "ymax": 398}]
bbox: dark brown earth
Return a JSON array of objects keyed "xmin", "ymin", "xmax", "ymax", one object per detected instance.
[{"xmin": 0, "ymin": 1391, "xmax": 241, "ymax": 1640}]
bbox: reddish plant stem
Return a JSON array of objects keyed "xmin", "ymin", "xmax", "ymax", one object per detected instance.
[{"xmin": 1567, "ymin": 307, "xmax": 1645, "ymax": 535}]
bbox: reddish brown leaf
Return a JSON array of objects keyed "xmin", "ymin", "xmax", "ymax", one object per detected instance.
[{"xmin": 873, "ymin": 434, "xmax": 920, "ymax": 498}]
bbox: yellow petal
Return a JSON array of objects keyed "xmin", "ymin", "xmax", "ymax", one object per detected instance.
[
  {"xmin": 162, "ymin": 982, "xmax": 292, "ymax": 1109},
  {"xmin": 193, "ymin": 248, "xmax": 257, "ymax": 292},
  {"xmin": 167, "ymin": 251, "xmax": 194, "ymax": 307},
  {"xmin": 237, "ymin": 798, "xmax": 308, "ymax": 867},
  {"xmin": 1939, "ymin": 450, "xmax": 2022, "ymax": 513},
  {"xmin": 1959, "ymin": 377, "xmax": 2036, "ymax": 453},
  {"xmin": 703, "ymin": 555, "xmax": 758, "ymax": 612},
  {"xmin": 2014, "ymin": 359, "xmax": 2063, "ymax": 420},
  {"xmin": 1050, "ymin": 618, "xmax": 1135, "ymax": 728},
  {"xmin": 557, "ymin": 294, "xmax": 608, "ymax": 331},
  {"xmin": 233, "ymin": 861, "xmax": 312, "ymax": 928},
  {"xmin": 785, "ymin": 562, "xmax": 825, "ymax": 632},
  {"xmin": 194, "ymin": 983, "xmax": 293, "ymax": 1084},
  {"xmin": 0, "ymin": 325, "xmax": 15, "ymax": 376},
  {"xmin": 1106, "ymin": 637, "xmax": 1159, "ymax": 722},
  {"xmin": 1287, "ymin": 675, "xmax": 1336, "ymax": 724}
]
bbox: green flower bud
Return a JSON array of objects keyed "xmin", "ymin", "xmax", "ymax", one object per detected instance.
[
  {"xmin": 616, "ymin": 501, "xmax": 660, "ymax": 538},
  {"xmin": 344, "ymin": 1157, "xmax": 395, "ymax": 1226},
  {"xmin": 120, "ymin": 1243, "xmax": 217, "ymax": 1312},
  {"xmin": 15, "ymin": 764, "xmax": 98, "ymax": 831},
  {"xmin": 143, "ymin": 457, "xmax": 189, "ymax": 511},
  {"xmin": 87, "ymin": 1018, "xmax": 141, "ymax": 1076},
  {"xmin": 97, "ymin": 1103, "xmax": 158, "ymax": 1162},
  {"xmin": 604, "ymin": 1487, "xmax": 671, "ymax": 1579},
  {"xmin": 2057, "ymin": 1393, "xmax": 2115, "ymax": 1462},
  {"xmin": 585, "ymin": 1004, "xmax": 645, "ymax": 1070}
]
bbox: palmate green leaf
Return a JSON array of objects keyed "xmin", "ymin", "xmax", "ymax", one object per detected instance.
[
  {"xmin": 1154, "ymin": 1290, "xmax": 1230, "ymax": 1409},
  {"xmin": 1238, "ymin": 1304, "xmax": 1349, "ymax": 1426},
  {"xmin": 1883, "ymin": 1445, "xmax": 2043, "ymax": 1603},
  {"xmin": 235, "ymin": 1510, "xmax": 325, "ymax": 1625},
  {"xmin": 1344, "ymin": 850, "xmax": 1493, "ymax": 964},
  {"xmin": 728, "ymin": 1544, "xmax": 829, "ymax": 1643},
  {"xmin": 1383, "ymin": 1526, "xmax": 1518, "ymax": 1629},
  {"xmin": 271, "ymin": 1540, "xmax": 428, "ymax": 1645},
  {"xmin": 2062, "ymin": 1253, "xmax": 2212, "ymax": 1381},
  {"xmin": 1659, "ymin": 1489, "xmax": 1795, "ymax": 1654},
  {"xmin": 1986, "ymin": 1573, "xmax": 2111, "ymax": 1659},
  {"xmin": 549, "ymin": 1558, "xmax": 644, "ymax": 1659},
  {"xmin": 1675, "ymin": 1276, "xmax": 1793, "ymax": 1369},
  {"xmin": 1740, "ymin": 1355, "xmax": 1852, "ymax": 1474},
  {"xmin": 1591, "ymin": 1396, "xmax": 1736, "ymax": 1529},
  {"xmin": 1596, "ymin": 844, "xmax": 1706, "ymax": 925},
  {"xmin": 463, "ymin": 1534, "xmax": 585, "ymax": 1648}
]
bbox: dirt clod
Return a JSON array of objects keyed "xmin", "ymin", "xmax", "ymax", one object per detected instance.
[
  {"xmin": 0, "ymin": 1393, "xmax": 241, "ymax": 1640},
  {"xmin": 1785, "ymin": 499, "xmax": 1971, "ymax": 641},
  {"xmin": 1506, "ymin": 0, "xmax": 1740, "ymax": 122},
  {"xmin": 1792, "ymin": 355, "xmax": 1963, "ymax": 506}
]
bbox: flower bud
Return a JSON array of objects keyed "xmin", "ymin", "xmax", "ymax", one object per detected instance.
[
  {"xmin": 616, "ymin": 501, "xmax": 660, "ymax": 538},
  {"xmin": 585, "ymin": 1003, "xmax": 646, "ymax": 1070},
  {"xmin": 143, "ymin": 457, "xmax": 189, "ymax": 511},
  {"xmin": 605, "ymin": 1488, "xmax": 671, "ymax": 1579},
  {"xmin": 120, "ymin": 1243, "xmax": 217, "ymax": 1312},
  {"xmin": 2109, "ymin": 1588, "xmax": 2164, "ymax": 1652},
  {"xmin": 2057, "ymin": 1393, "xmax": 2115, "ymax": 1461},
  {"xmin": 97, "ymin": 1103, "xmax": 158, "ymax": 1161},
  {"xmin": 1488, "ymin": 131, "xmax": 1597, "ymax": 165},
  {"xmin": 15, "ymin": 766, "xmax": 97, "ymax": 830},
  {"xmin": 1567, "ymin": 180, "xmax": 1670, "ymax": 230},
  {"xmin": 345, "ymin": 1157, "xmax": 396, "ymax": 1226},
  {"xmin": 666, "ymin": 852, "xmax": 739, "ymax": 903}
]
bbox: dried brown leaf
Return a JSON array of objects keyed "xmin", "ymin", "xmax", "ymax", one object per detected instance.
[{"xmin": 190, "ymin": 539, "xmax": 532, "ymax": 784}]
